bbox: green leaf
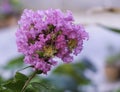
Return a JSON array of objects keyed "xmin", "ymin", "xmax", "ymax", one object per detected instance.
[
  {"xmin": 4, "ymin": 55, "xmax": 24, "ymax": 69},
  {"xmin": 3, "ymin": 72, "xmax": 28, "ymax": 92},
  {"xmin": 24, "ymin": 86, "xmax": 36, "ymax": 92},
  {"xmin": 53, "ymin": 62, "xmax": 91, "ymax": 85},
  {"xmin": 0, "ymin": 85, "xmax": 3, "ymax": 90},
  {"xmin": 15, "ymin": 72, "xmax": 28, "ymax": 81},
  {"xmin": 45, "ymin": 75, "xmax": 77, "ymax": 91},
  {"xmin": 31, "ymin": 82, "xmax": 55, "ymax": 92},
  {"xmin": 53, "ymin": 64, "xmax": 74, "ymax": 75},
  {"xmin": 79, "ymin": 58, "xmax": 97, "ymax": 72},
  {"xmin": 98, "ymin": 24, "xmax": 120, "ymax": 33},
  {"xmin": 0, "ymin": 76, "xmax": 5, "ymax": 83},
  {"xmin": 3, "ymin": 80, "xmax": 25, "ymax": 92},
  {"xmin": 0, "ymin": 89, "xmax": 13, "ymax": 92}
]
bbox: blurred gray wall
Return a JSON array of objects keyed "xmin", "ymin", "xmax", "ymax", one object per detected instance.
[{"xmin": 20, "ymin": 0, "xmax": 120, "ymax": 11}]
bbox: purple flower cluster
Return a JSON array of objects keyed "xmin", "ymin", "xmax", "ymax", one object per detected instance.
[{"xmin": 16, "ymin": 9, "xmax": 88, "ymax": 74}]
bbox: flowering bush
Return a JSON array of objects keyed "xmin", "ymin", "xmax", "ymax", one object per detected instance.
[{"xmin": 16, "ymin": 9, "xmax": 88, "ymax": 74}]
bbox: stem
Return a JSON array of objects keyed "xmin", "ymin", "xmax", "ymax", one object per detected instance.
[
  {"xmin": 21, "ymin": 71, "xmax": 37, "ymax": 92},
  {"xmin": 17, "ymin": 65, "xmax": 33, "ymax": 72}
]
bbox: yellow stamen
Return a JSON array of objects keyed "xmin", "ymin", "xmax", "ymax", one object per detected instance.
[
  {"xmin": 68, "ymin": 39, "xmax": 77, "ymax": 50},
  {"xmin": 43, "ymin": 46, "xmax": 56, "ymax": 57}
]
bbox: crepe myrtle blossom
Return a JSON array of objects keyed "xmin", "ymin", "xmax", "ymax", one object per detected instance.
[{"xmin": 16, "ymin": 9, "xmax": 88, "ymax": 74}]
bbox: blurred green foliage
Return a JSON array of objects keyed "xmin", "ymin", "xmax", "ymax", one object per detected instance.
[
  {"xmin": 4, "ymin": 55, "xmax": 24, "ymax": 70},
  {"xmin": 1, "ymin": 72, "xmax": 28, "ymax": 92},
  {"xmin": 0, "ymin": 56, "xmax": 96, "ymax": 92},
  {"xmin": 117, "ymin": 89, "xmax": 120, "ymax": 92},
  {"xmin": 98, "ymin": 24, "xmax": 120, "ymax": 34},
  {"xmin": 10, "ymin": 0, "xmax": 23, "ymax": 12},
  {"xmin": 106, "ymin": 53, "xmax": 120, "ymax": 65}
]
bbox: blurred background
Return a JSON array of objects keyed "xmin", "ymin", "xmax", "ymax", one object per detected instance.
[{"xmin": 0, "ymin": 0, "xmax": 120, "ymax": 92}]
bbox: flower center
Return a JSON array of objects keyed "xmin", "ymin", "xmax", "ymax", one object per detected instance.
[
  {"xmin": 68, "ymin": 39, "xmax": 77, "ymax": 50},
  {"xmin": 43, "ymin": 46, "xmax": 57, "ymax": 57}
]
